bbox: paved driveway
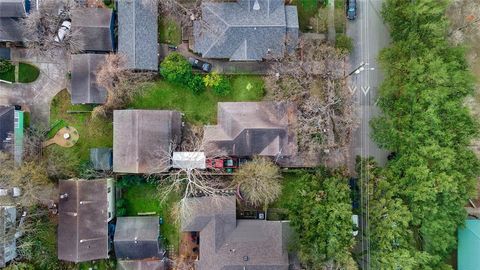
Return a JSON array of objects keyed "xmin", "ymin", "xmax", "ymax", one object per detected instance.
[
  {"xmin": 0, "ymin": 48, "xmax": 69, "ymax": 127},
  {"xmin": 159, "ymin": 43, "xmax": 272, "ymax": 75}
]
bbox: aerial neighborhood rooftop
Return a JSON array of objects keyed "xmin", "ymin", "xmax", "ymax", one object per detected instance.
[{"xmin": 0, "ymin": 0, "xmax": 479, "ymax": 269}]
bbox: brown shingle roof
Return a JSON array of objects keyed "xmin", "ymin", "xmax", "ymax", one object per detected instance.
[
  {"xmin": 113, "ymin": 110, "xmax": 182, "ymax": 174},
  {"xmin": 181, "ymin": 196, "xmax": 290, "ymax": 270},
  {"xmin": 58, "ymin": 179, "xmax": 109, "ymax": 263},
  {"xmin": 203, "ymin": 102, "xmax": 296, "ymax": 157}
]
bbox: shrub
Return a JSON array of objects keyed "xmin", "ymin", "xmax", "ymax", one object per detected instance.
[
  {"xmin": 160, "ymin": 53, "xmax": 192, "ymax": 84},
  {"xmin": 0, "ymin": 59, "xmax": 14, "ymax": 73},
  {"xmin": 335, "ymin": 34, "xmax": 353, "ymax": 54},
  {"xmin": 188, "ymin": 75, "xmax": 206, "ymax": 94},
  {"xmin": 203, "ymin": 72, "xmax": 222, "ymax": 88},
  {"xmin": 213, "ymin": 77, "xmax": 231, "ymax": 96}
]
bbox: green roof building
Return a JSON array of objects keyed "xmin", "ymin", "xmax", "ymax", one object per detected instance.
[{"xmin": 458, "ymin": 219, "xmax": 480, "ymax": 270}]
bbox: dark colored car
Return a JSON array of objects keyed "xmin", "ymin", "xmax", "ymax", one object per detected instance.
[
  {"xmin": 188, "ymin": 57, "xmax": 213, "ymax": 73},
  {"xmin": 346, "ymin": 0, "xmax": 357, "ymax": 20}
]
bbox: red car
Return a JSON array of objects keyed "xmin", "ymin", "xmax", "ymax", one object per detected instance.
[{"xmin": 206, "ymin": 158, "xmax": 239, "ymax": 169}]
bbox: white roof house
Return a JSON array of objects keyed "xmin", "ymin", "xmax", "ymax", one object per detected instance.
[{"xmin": 172, "ymin": 152, "xmax": 206, "ymax": 170}]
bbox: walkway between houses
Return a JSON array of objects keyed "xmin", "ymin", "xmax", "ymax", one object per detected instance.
[
  {"xmin": 160, "ymin": 43, "xmax": 272, "ymax": 75},
  {"xmin": 0, "ymin": 48, "xmax": 69, "ymax": 127}
]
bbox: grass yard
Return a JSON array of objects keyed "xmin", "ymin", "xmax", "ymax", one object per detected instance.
[
  {"xmin": 0, "ymin": 67, "xmax": 14, "ymax": 82},
  {"xmin": 293, "ymin": 0, "xmax": 320, "ymax": 31},
  {"xmin": 121, "ymin": 182, "xmax": 181, "ymax": 250},
  {"xmin": 270, "ymin": 171, "xmax": 302, "ymax": 209},
  {"xmin": 79, "ymin": 260, "xmax": 115, "ymax": 270},
  {"xmin": 47, "ymin": 90, "xmax": 113, "ymax": 166},
  {"xmin": 159, "ymin": 16, "xmax": 182, "ymax": 45},
  {"xmin": 18, "ymin": 62, "xmax": 40, "ymax": 83},
  {"xmin": 130, "ymin": 76, "xmax": 265, "ymax": 124}
]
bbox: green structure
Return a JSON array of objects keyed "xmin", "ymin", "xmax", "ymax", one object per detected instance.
[
  {"xmin": 458, "ymin": 219, "xmax": 480, "ymax": 270},
  {"xmin": 14, "ymin": 110, "xmax": 24, "ymax": 164}
]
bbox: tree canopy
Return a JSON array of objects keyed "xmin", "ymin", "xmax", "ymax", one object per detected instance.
[
  {"xmin": 287, "ymin": 169, "xmax": 356, "ymax": 269},
  {"xmin": 369, "ymin": 0, "xmax": 479, "ymax": 267}
]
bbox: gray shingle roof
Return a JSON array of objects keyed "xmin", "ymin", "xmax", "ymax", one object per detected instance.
[
  {"xmin": 58, "ymin": 179, "xmax": 109, "ymax": 263},
  {"xmin": 71, "ymin": 8, "xmax": 114, "ymax": 52},
  {"xmin": 203, "ymin": 102, "xmax": 296, "ymax": 157},
  {"xmin": 90, "ymin": 148, "xmax": 113, "ymax": 171},
  {"xmin": 113, "ymin": 110, "xmax": 182, "ymax": 174},
  {"xmin": 181, "ymin": 196, "xmax": 290, "ymax": 270},
  {"xmin": 71, "ymin": 54, "xmax": 108, "ymax": 104},
  {"xmin": 118, "ymin": 0, "xmax": 159, "ymax": 71},
  {"xmin": 0, "ymin": 106, "xmax": 14, "ymax": 152},
  {"xmin": 0, "ymin": 0, "xmax": 25, "ymax": 18},
  {"xmin": 0, "ymin": 18, "xmax": 23, "ymax": 42},
  {"xmin": 114, "ymin": 216, "xmax": 163, "ymax": 260},
  {"xmin": 193, "ymin": 0, "xmax": 299, "ymax": 61}
]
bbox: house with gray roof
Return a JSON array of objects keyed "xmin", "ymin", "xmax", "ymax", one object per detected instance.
[
  {"xmin": 0, "ymin": 106, "xmax": 24, "ymax": 164},
  {"xmin": 114, "ymin": 216, "xmax": 164, "ymax": 260},
  {"xmin": 181, "ymin": 196, "xmax": 291, "ymax": 270},
  {"xmin": 0, "ymin": 206, "xmax": 17, "ymax": 267},
  {"xmin": 71, "ymin": 8, "xmax": 115, "ymax": 52},
  {"xmin": 0, "ymin": 0, "xmax": 27, "ymax": 43},
  {"xmin": 71, "ymin": 54, "xmax": 108, "ymax": 104},
  {"xmin": 113, "ymin": 110, "xmax": 182, "ymax": 174},
  {"xmin": 118, "ymin": 0, "xmax": 159, "ymax": 71},
  {"xmin": 193, "ymin": 0, "xmax": 299, "ymax": 61},
  {"xmin": 58, "ymin": 178, "xmax": 115, "ymax": 263},
  {"xmin": 203, "ymin": 102, "xmax": 297, "ymax": 158}
]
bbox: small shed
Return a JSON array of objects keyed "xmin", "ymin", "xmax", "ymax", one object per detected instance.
[
  {"xmin": 114, "ymin": 216, "xmax": 164, "ymax": 260},
  {"xmin": 90, "ymin": 148, "xmax": 113, "ymax": 171},
  {"xmin": 458, "ymin": 219, "xmax": 480, "ymax": 270},
  {"xmin": 172, "ymin": 152, "xmax": 206, "ymax": 170}
]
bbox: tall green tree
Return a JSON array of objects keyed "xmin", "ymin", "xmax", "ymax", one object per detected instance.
[
  {"xmin": 287, "ymin": 169, "xmax": 356, "ymax": 269},
  {"xmin": 160, "ymin": 52, "xmax": 192, "ymax": 84},
  {"xmin": 370, "ymin": 0, "xmax": 480, "ymax": 267}
]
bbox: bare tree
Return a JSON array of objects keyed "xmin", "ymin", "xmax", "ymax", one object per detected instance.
[
  {"xmin": 232, "ymin": 156, "xmax": 282, "ymax": 208},
  {"xmin": 266, "ymin": 39, "xmax": 356, "ymax": 165},
  {"xmin": 0, "ymin": 154, "xmax": 57, "ymax": 207},
  {"xmin": 20, "ymin": 0, "xmax": 83, "ymax": 57},
  {"xmin": 93, "ymin": 53, "xmax": 155, "ymax": 117}
]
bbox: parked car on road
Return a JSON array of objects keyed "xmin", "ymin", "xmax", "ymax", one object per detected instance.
[
  {"xmin": 54, "ymin": 20, "xmax": 71, "ymax": 42},
  {"xmin": 346, "ymin": 0, "xmax": 357, "ymax": 20},
  {"xmin": 188, "ymin": 57, "xmax": 213, "ymax": 73},
  {"xmin": 352, "ymin": 214, "xmax": 359, "ymax": 236}
]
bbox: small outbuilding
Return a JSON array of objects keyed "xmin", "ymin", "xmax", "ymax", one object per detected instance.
[
  {"xmin": 114, "ymin": 216, "xmax": 164, "ymax": 260},
  {"xmin": 0, "ymin": 206, "xmax": 17, "ymax": 267},
  {"xmin": 90, "ymin": 148, "xmax": 113, "ymax": 171}
]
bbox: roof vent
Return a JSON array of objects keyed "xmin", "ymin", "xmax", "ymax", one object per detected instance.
[
  {"xmin": 243, "ymin": 256, "xmax": 249, "ymax": 261},
  {"xmin": 253, "ymin": 0, "xmax": 260, "ymax": 11}
]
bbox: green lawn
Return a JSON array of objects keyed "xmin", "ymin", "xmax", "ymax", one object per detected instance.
[
  {"xmin": 0, "ymin": 67, "xmax": 14, "ymax": 82},
  {"xmin": 270, "ymin": 172, "xmax": 303, "ymax": 209},
  {"xmin": 47, "ymin": 90, "xmax": 113, "ymax": 165},
  {"xmin": 293, "ymin": 0, "xmax": 320, "ymax": 31},
  {"xmin": 159, "ymin": 16, "xmax": 182, "ymax": 45},
  {"xmin": 18, "ymin": 62, "xmax": 40, "ymax": 83},
  {"xmin": 130, "ymin": 76, "xmax": 265, "ymax": 124},
  {"xmin": 122, "ymin": 182, "xmax": 181, "ymax": 250}
]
